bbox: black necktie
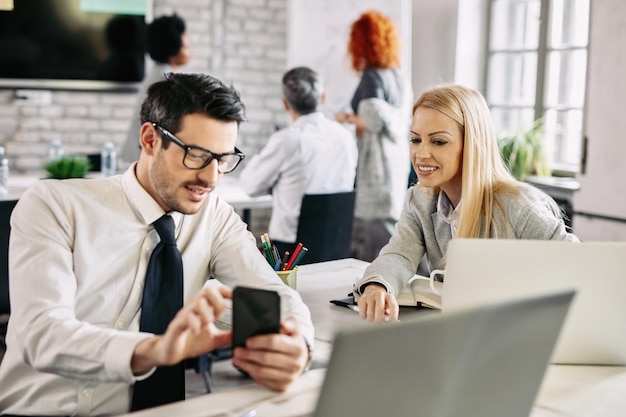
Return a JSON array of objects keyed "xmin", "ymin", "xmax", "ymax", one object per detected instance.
[{"xmin": 131, "ymin": 215, "xmax": 185, "ymax": 411}]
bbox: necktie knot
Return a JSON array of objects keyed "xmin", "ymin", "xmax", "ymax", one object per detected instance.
[{"xmin": 153, "ymin": 215, "xmax": 176, "ymax": 245}]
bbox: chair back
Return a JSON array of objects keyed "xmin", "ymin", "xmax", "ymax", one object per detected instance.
[
  {"xmin": 0, "ymin": 199, "xmax": 17, "ymax": 315},
  {"xmin": 295, "ymin": 191, "xmax": 355, "ymax": 264}
]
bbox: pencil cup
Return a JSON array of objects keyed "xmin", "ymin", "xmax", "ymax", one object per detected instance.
[{"xmin": 276, "ymin": 267, "xmax": 298, "ymax": 290}]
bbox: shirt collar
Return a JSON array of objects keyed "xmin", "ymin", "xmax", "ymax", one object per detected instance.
[
  {"xmin": 121, "ymin": 162, "xmax": 183, "ymax": 228},
  {"xmin": 437, "ymin": 191, "xmax": 462, "ymax": 224},
  {"xmin": 291, "ymin": 111, "xmax": 325, "ymax": 128}
]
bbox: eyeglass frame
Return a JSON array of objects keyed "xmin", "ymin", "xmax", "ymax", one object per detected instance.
[{"xmin": 151, "ymin": 122, "xmax": 245, "ymax": 173}]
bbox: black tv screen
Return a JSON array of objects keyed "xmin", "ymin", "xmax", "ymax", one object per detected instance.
[{"xmin": 0, "ymin": 0, "xmax": 148, "ymax": 90}]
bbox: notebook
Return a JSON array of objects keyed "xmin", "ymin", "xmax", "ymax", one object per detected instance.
[
  {"xmin": 330, "ymin": 274, "xmax": 442, "ymax": 312},
  {"xmin": 396, "ymin": 274, "xmax": 443, "ymax": 309},
  {"xmin": 442, "ymin": 239, "xmax": 626, "ymax": 365},
  {"xmin": 312, "ymin": 290, "xmax": 574, "ymax": 417}
]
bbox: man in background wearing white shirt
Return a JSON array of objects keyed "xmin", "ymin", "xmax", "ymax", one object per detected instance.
[{"xmin": 240, "ymin": 66, "xmax": 358, "ymax": 250}]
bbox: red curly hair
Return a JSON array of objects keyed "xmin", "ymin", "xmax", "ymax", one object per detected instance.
[{"xmin": 348, "ymin": 10, "xmax": 401, "ymax": 72}]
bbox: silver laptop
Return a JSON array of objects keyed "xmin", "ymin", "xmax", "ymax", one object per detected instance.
[
  {"xmin": 313, "ymin": 290, "xmax": 574, "ymax": 417},
  {"xmin": 443, "ymin": 239, "xmax": 626, "ymax": 365}
]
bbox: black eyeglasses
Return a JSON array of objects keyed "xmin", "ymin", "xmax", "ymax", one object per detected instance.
[{"xmin": 152, "ymin": 123, "xmax": 245, "ymax": 173}]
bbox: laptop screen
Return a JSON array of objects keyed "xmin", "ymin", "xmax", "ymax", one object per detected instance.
[
  {"xmin": 442, "ymin": 239, "xmax": 626, "ymax": 365},
  {"xmin": 313, "ymin": 290, "xmax": 574, "ymax": 417}
]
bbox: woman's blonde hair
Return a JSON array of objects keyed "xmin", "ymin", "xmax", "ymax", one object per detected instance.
[{"xmin": 413, "ymin": 84, "xmax": 530, "ymax": 238}]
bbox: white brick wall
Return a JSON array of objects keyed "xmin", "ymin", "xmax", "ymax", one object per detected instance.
[{"xmin": 0, "ymin": 0, "xmax": 289, "ymax": 174}]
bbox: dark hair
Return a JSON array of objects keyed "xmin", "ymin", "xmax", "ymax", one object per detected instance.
[
  {"xmin": 282, "ymin": 66, "xmax": 323, "ymax": 115},
  {"xmin": 140, "ymin": 73, "xmax": 247, "ymax": 143},
  {"xmin": 146, "ymin": 14, "xmax": 186, "ymax": 63}
]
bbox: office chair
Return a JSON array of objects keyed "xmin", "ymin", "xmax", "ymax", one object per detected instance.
[
  {"xmin": 0, "ymin": 199, "xmax": 17, "ymax": 355},
  {"xmin": 294, "ymin": 191, "xmax": 356, "ymax": 265}
]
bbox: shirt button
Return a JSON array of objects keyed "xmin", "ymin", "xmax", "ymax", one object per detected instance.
[
  {"xmin": 82, "ymin": 389, "xmax": 92, "ymax": 396},
  {"xmin": 116, "ymin": 322, "xmax": 125, "ymax": 329}
]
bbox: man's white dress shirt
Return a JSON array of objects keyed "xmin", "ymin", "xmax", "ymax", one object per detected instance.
[
  {"xmin": 0, "ymin": 165, "xmax": 314, "ymax": 416},
  {"xmin": 240, "ymin": 112, "xmax": 358, "ymax": 243}
]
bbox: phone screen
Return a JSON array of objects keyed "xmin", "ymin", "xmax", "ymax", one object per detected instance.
[{"xmin": 232, "ymin": 286, "xmax": 281, "ymax": 348}]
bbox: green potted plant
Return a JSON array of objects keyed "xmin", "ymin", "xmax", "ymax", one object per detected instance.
[
  {"xmin": 44, "ymin": 156, "xmax": 91, "ymax": 179},
  {"xmin": 498, "ymin": 118, "xmax": 551, "ymax": 181}
]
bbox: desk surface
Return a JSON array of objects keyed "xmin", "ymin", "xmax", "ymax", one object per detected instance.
[
  {"xmin": 2, "ymin": 175, "xmax": 40, "ymax": 200},
  {"xmin": 116, "ymin": 258, "xmax": 626, "ymax": 417},
  {"xmin": 213, "ymin": 176, "xmax": 272, "ymax": 212}
]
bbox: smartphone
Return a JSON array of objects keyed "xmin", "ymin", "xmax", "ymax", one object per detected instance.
[{"xmin": 232, "ymin": 286, "xmax": 281, "ymax": 348}]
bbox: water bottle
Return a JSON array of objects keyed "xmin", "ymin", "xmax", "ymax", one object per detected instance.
[
  {"xmin": 0, "ymin": 146, "xmax": 8, "ymax": 196},
  {"xmin": 48, "ymin": 138, "xmax": 64, "ymax": 162},
  {"xmin": 101, "ymin": 141, "xmax": 117, "ymax": 177}
]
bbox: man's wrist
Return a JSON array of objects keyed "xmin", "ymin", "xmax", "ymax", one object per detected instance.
[{"xmin": 131, "ymin": 336, "xmax": 161, "ymax": 375}]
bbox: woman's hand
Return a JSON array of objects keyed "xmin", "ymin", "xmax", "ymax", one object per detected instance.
[
  {"xmin": 357, "ymin": 284, "xmax": 399, "ymax": 323},
  {"xmin": 335, "ymin": 112, "xmax": 368, "ymax": 138},
  {"xmin": 335, "ymin": 111, "xmax": 351, "ymax": 124}
]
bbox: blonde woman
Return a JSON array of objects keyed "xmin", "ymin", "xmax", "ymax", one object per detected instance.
[{"xmin": 354, "ymin": 84, "xmax": 579, "ymax": 322}]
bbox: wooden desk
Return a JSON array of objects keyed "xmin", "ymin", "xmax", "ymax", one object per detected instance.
[{"xmin": 115, "ymin": 258, "xmax": 626, "ymax": 417}]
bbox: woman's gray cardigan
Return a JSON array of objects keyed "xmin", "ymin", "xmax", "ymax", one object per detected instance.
[{"xmin": 355, "ymin": 184, "xmax": 580, "ymax": 297}]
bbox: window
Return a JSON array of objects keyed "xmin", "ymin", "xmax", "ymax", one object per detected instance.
[{"xmin": 485, "ymin": 0, "xmax": 590, "ymax": 174}]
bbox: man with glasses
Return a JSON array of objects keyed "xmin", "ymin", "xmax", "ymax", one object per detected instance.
[
  {"xmin": 0, "ymin": 73, "xmax": 314, "ymax": 416},
  {"xmin": 152, "ymin": 123, "xmax": 245, "ymax": 174}
]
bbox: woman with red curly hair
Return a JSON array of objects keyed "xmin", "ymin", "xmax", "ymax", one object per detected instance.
[{"xmin": 335, "ymin": 10, "xmax": 413, "ymax": 262}]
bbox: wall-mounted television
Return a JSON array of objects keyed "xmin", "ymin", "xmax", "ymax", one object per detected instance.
[{"xmin": 0, "ymin": 0, "xmax": 150, "ymax": 91}]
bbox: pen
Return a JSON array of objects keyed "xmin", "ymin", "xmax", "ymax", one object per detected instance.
[
  {"xmin": 264, "ymin": 234, "xmax": 277, "ymax": 264},
  {"xmin": 260, "ymin": 234, "xmax": 274, "ymax": 265},
  {"xmin": 346, "ymin": 304, "xmax": 394, "ymax": 322},
  {"xmin": 290, "ymin": 246, "xmax": 308, "ymax": 269},
  {"xmin": 281, "ymin": 250, "xmax": 290, "ymax": 270},
  {"xmin": 285, "ymin": 243, "xmax": 303, "ymax": 270},
  {"xmin": 273, "ymin": 257, "xmax": 282, "ymax": 271},
  {"xmin": 271, "ymin": 244, "xmax": 281, "ymax": 268}
]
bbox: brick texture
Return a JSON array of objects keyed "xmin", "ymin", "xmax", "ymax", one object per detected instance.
[
  {"xmin": 0, "ymin": 0, "xmax": 284, "ymax": 231},
  {"xmin": 0, "ymin": 0, "xmax": 288, "ymax": 175}
]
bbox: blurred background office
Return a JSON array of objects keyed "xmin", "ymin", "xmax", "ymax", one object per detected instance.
[
  {"xmin": 0, "ymin": 0, "xmax": 623, "ymax": 243},
  {"xmin": 120, "ymin": 12, "xmax": 192, "ymax": 165}
]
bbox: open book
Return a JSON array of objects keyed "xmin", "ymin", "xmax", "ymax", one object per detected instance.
[{"xmin": 396, "ymin": 275, "xmax": 442, "ymax": 310}]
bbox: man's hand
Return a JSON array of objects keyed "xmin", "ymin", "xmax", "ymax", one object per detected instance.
[
  {"xmin": 357, "ymin": 283, "xmax": 399, "ymax": 323},
  {"xmin": 131, "ymin": 286, "xmax": 232, "ymax": 375},
  {"xmin": 232, "ymin": 317, "xmax": 309, "ymax": 392}
]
